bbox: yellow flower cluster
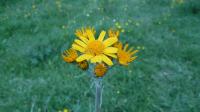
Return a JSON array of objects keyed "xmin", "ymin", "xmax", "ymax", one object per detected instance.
[
  {"xmin": 58, "ymin": 108, "xmax": 70, "ymax": 112},
  {"xmin": 62, "ymin": 27, "xmax": 139, "ymax": 77}
]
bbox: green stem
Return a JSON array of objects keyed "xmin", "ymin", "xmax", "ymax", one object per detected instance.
[{"xmin": 95, "ymin": 78, "xmax": 102, "ymax": 112}]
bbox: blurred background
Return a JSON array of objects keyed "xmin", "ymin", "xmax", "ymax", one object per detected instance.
[{"xmin": 0, "ymin": 0, "xmax": 200, "ymax": 111}]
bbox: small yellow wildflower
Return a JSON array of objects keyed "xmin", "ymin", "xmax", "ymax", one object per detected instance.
[
  {"xmin": 72, "ymin": 30, "xmax": 118, "ymax": 66},
  {"xmin": 78, "ymin": 60, "xmax": 89, "ymax": 70},
  {"xmin": 117, "ymin": 44, "xmax": 138, "ymax": 65},
  {"xmin": 63, "ymin": 108, "xmax": 69, "ymax": 112},
  {"xmin": 62, "ymin": 48, "xmax": 78, "ymax": 63},
  {"xmin": 94, "ymin": 63, "xmax": 107, "ymax": 77}
]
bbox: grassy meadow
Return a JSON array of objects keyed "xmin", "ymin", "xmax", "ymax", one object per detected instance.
[{"xmin": 0, "ymin": 0, "xmax": 200, "ymax": 111}]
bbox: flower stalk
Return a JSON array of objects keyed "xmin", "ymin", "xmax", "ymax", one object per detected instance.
[{"xmin": 94, "ymin": 78, "xmax": 103, "ymax": 112}]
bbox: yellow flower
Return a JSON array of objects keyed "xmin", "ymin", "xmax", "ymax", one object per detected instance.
[
  {"xmin": 108, "ymin": 29, "xmax": 120, "ymax": 38},
  {"xmin": 94, "ymin": 63, "xmax": 107, "ymax": 77},
  {"xmin": 117, "ymin": 44, "xmax": 138, "ymax": 65},
  {"xmin": 62, "ymin": 48, "xmax": 78, "ymax": 63},
  {"xmin": 72, "ymin": 29, "xmax": 118, "ymax": 66},
  {"xmin": 75, "ymin": 27, "xmax": 96, "ymax": 39},
  {"xmin": 77, "ymin": 60, "xmax": 88, "ymax": 70},
  {"xmin": 63, "ymin": 108, "xmax": 69, "ymax": 112}
]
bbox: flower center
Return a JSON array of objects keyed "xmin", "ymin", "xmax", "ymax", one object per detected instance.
[
  {"xmin": 86, "ymin": 40, "xmax": 105, "ymax": 55},
  {"xmin": 118, "ymin": 50, "xmax": 130, "ymax": 62}
]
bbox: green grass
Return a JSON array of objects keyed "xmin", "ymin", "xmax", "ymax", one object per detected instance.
[{"xmin": 0, "ymin": 0, "xmax": 200, "ymax": 111}]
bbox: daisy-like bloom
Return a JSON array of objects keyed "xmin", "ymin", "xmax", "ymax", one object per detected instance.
[
  {"xmin": 72, "ymin": 30, "xmax": 118, "ymax": 66},
  {"xmin": 94, "ymin": 63, "xmax": 107, "ymax": 77},
  {"xmin": 117, "ymin": 44, "xmax": 139, "ymax": 65},
  {"xmin": 108, "ymin": 29, "xmax": 119, "ymax": 38},
  {"xmin": 75, "ymin": 27, "xmax": 96, "ymax": 39},
  {"xmin": 62, "ymin": 48, "xmax": 78, "ymax": 63},
  {"xmin": 77, "ymin": 60, "xmax": 88, "ymax": 70}
]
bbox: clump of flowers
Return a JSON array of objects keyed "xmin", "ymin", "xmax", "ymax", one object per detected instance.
[
  {"xmin": 62, "ymin": 27, "xmax": 139, "ymax": 112},
  {"xmin": 63, "ymin": 27, "xmax": 138, "ymax": 74}
]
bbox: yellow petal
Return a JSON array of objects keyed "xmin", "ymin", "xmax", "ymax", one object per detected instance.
[
  {"xmin": 76, "ymin": 54, "xmax": 93, "ymax": 62},
  {"xmin": 64, "ymin": 50, "xmax": 70, "ymax": 55},
  {"xmin": 119, "ymin": 60, "xmax": 128, "ymax": 66},
  {"xmin": 124, "ymin": 44, "xmax": 129, "ymax": 51},
  {"xmin": 103, "ymin": 37, "xmax": 118, "ymax": 47},
  {"xmin": 87, "ymin": 30, "xmax": 95, "ymax": 41},
  {"xmin": 75, "ymin": 29, "xmax": 85, "ymax": 38},
  {"xmin": 104, "ymin": 53, "xmax": 117, "ymax": 58},
  {"xmin": 127, "ymin": 47, "xmax": 134, "ymax": 53},
  {"xmin": 114, "ymin": 41, "xmax": 123, "ymax": 50},
  {"xmin": 74, "ymin": 39, "xmax": 87, "ymax": 48},
  {"xmin": 91, "ymin": 55, "xmax": 102, "ymax": 63},
  {"xmin": 79, "ymin": 36, "xmax": 89, "ymax": 44},
  {"xmin": 103, "ymin": 47, "xmax": 118, "ymax": 54},
  {"xmin": 101, "ymin": 54, "xmax": 113, "ymax": 66},
  {"xmin": 130, "ymin": 50, "xmax": 139, "ymax": 55},
  {"xmin": 130, "ymin": 56, "xmax": 137, "ymax": 61},
  {"xmin": 109, "ymin": 36, "xmax": 117, "ymax": 38},
  {"xmin": 98, "ymin": 31, "xmax": 106, "ymax": 42},
  {"xmin": 72, "ymin": 44, "xmax": 85, "ymax": 53}
]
